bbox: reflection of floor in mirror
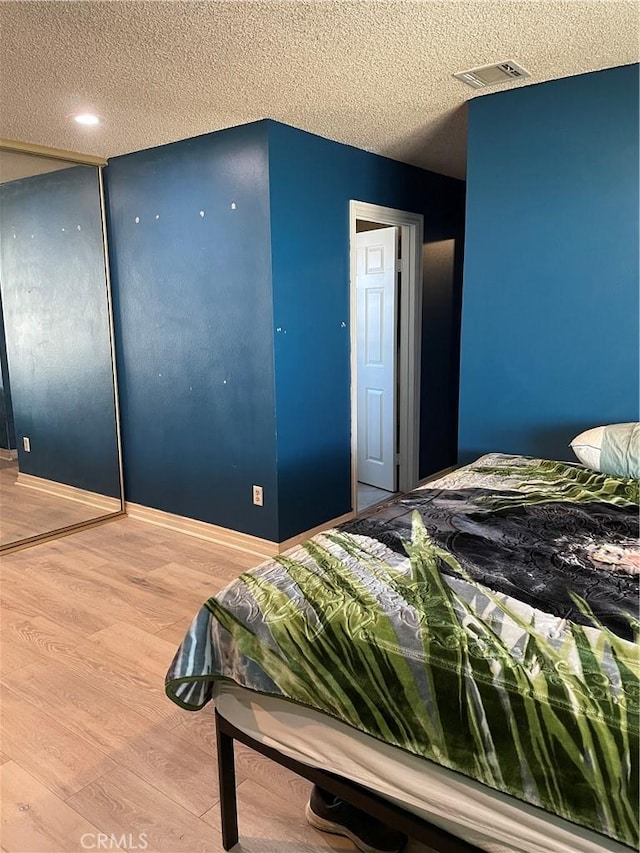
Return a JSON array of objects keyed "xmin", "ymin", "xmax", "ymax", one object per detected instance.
[
  {"xmin": 0, "ymin": 517, "xmax": 432, "ymax": 853},
  {"xmin": 0, "ymin": 461, "xmax": 115, "ymax": 547}
]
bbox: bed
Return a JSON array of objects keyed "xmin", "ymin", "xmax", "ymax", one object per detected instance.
[{"xmin": 165, "ymin": 453, "xmax": 639, "ymax": 853}]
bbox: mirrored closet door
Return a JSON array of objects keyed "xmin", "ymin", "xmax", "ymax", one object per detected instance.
[{"xmin": 0, "ymin": 142, "xmax": 123, "ymax": 552}]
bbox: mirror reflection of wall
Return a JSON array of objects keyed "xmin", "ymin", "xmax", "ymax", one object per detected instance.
[{"xmin": 0, "ymin": 147, "xmax": 123, "ymax": 550}]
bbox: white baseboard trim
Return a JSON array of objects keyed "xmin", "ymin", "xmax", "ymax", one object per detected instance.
[
  {"xmin": 125, "ymin": 502, "xmax": 357, "ymax": 560},
  {"xmin": 16, "ymin": 472, "xmax": 122, "ymax": 512},
  {"xmin": 0, "ymin": 448, "xmax": 17, "ymax": 461}
]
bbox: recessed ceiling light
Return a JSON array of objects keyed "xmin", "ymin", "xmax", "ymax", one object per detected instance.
[{"xmin": 74, "ymin": 113, "xmax": 100, "ymax": 126}]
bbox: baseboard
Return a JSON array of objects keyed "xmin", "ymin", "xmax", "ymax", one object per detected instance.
[
  {"xmin": 0, "ymin": 448, "xmax": 17, "ymax": 461},
  {"xmin": 277, "ymin": 511, "xmax": 355, "ymax": 552},
  {"xmin": 16, "ymin": 472, "xmax": 122, "ymax": 512},
  {"xmin": 417, "ymin": 464, "xmax": 459, "ymax": 486},
  {"xmin": 125, "ymin": 502, "xmax": 279, "ymax": 558},
  {"xmin": 125, "ymin": 502, "xmax": 357, "ymax": 560}
]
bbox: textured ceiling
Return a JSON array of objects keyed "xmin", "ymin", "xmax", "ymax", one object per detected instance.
[{"xmin": 0, "ymin": 1, "xmax": 637, "ymax": 178}]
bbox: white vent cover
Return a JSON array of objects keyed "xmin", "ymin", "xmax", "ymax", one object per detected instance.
[{"xmin": 454, "ymin": 61, "xmax": 531, "ymax": 89}]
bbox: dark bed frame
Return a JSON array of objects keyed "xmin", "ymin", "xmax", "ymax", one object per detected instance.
[{"xmin": 215, "ymin": 709, "xmax": 484, "ymax": 853}]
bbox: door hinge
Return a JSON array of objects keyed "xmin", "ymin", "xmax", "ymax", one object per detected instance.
[
  {"xmin": 395, "ymin": 260, "xmax": 402, "ymax": 272},
  {"xmin": 395, "ymin": 453, "xmax": 401, "ymax": 465}
]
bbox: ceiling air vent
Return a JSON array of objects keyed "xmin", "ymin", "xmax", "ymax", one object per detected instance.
[{"xmin": 454, "ymin": 61, "xmax": 530, "ymax": 89}]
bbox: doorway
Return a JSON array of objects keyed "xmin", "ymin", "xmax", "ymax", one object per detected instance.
[{"xmin": 349, "ymin": 202, "xmax": 423, "ymax": 514}]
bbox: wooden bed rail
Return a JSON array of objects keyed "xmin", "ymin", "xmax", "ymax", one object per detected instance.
[{"xmin": 214, "ymin": 709, "xmax": 484, "ymax": 853}]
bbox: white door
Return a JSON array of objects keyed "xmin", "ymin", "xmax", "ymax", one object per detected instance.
[{"xmin": 356, "ymin": 226, "xmax": 398, "ymax": 492}]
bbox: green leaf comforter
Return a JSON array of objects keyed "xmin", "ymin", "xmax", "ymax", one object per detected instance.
[{"xmin": 165, "ymin": 454, "xmax": 639, "ymax": 847}]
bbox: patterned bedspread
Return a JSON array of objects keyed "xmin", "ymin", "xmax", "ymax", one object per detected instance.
[{"xmin": 165, "ymin": 454, "xmax": 639, "ymax": 847}]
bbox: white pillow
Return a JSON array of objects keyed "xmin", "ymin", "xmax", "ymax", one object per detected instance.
[
  {"xmin": 570, "ymin": 426, "xmax": 605, "ymax": 471},
  {"xmin": 571, "ymin": 423, "xmax": 640, "ymax": 478}
]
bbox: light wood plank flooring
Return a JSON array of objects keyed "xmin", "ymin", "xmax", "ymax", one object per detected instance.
[
  {"xmin": 0, "ymin": 461, "xmax": 113, "ymax": 547},
  {"xmin": 0, "ymin": 517, "xmax": 431, "ymax": 853}
]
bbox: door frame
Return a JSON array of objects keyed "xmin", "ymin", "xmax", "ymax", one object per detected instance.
[{"xmin": 349, "ymin": 201, "xmax": 424, "ymax": 512}]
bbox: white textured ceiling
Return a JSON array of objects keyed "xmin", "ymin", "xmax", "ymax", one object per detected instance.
[{"xmin": 0, "ymin": 1, "xmax": 637, "ymax": 178}]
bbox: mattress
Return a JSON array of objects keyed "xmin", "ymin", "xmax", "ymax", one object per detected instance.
[{"xmin": 214, "ymin": 682, "xmax": 628, "ymax": 853}]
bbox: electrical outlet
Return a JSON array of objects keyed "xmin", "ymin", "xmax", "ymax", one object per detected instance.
[
  {"xmin": 22, "ymin": 436, "xmax": 31, "ymax": 452},
  {"xmin": 252, "ymin": 485, "xmax": 263, "ymax": 506}
]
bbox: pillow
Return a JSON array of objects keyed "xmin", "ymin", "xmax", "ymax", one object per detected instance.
[
  {"xmin": 570, "ymin": 425, "xmax": 605, "ymax": 471},
  {"xmin": 570, "ymin": 423, "xmax": 640, "ymax": 479}
]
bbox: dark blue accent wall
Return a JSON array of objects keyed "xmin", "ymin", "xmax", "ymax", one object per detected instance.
[
  {"xmin": 459, "ymin": 64, "xmax": 639, "ymax": 463},
  {"xmin": 0, "ymin": 166, "xmax": 120, "ymax": 496},
  {"xmin": 267, "ymin": 122, "xmax": 465, "ymax": 540},
  {"xmin": 104, "ymin": 123, "xmax": 279, "ymax": 538},
  {"xmin": 105, "ymin": 120, "xmax": 463, "ymax": 542}
]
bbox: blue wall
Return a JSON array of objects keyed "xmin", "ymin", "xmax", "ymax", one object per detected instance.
[
  {"xmin": 267, "ymin": 122, "xmax": 465, "ymax": 540},
  {"xmin": 459, "ymin": 64, "xmax": 639, "ymax": 462},
  {"xmin": 105, "ymin": 120, "xmax": 464, "ymax": 542},
  {"xmin": 0, "ymin": 166, "xmax": 120, "ymax": 496},
  {"xmin": 105, "ymin": 123, "xmax": 279, "ymax": 538}
]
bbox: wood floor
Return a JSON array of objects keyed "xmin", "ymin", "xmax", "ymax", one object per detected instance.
[
  {"xmin": 0, "ymin": 461, "xmax": 113, "ymax": 547},
  {"xmin": 0, "ymin": 517, "xmax": 431, "ymax": 853}
]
